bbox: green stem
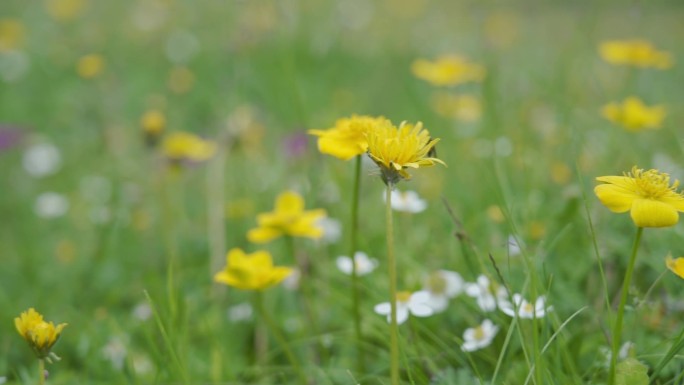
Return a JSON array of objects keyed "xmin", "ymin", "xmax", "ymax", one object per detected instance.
[
  {"xmin": 39, "ymin": 359, "xmax": 45, "ymax": 385},
  {"xmin": 348, "ymin": 155, "xmax": 365, "ymax": 374},
  {"xmin": 386, "ymin": 184, "xmax": 400, "ymax": 385},
  {"xmin": 608, "ymin": 227, "xmax": 643, "ymax": 385},
  {"xmin": 254, "ymin": 291, "xmax": 307, "ymax": 385}
]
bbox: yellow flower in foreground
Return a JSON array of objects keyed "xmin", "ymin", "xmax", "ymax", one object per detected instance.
[
  {"xmin": 247, "ymin": 191, "xmax": 326, "ymax": 243},
  {"xmin": 15, "ymin": 308, "xmax": 67, "ymax": 359},
  {"xmin": 162, "ymin": 131, "xmax": 216, "ymax": 162},
  {"xmin": 308, "ymin": 115, "xmax": 390, "ymax": 160},
  {"xmin": 76, "ymin": 54, "xmax": 104, "ymax": 79},
  {"xmin": 602, "ymin": 97, "xmax": 666, "ymax": 132},
  {"xmin": 666, "ymin": 254, "xmax": 684, "ymax": 279},
  {"xmin": 411, "ymin": 55, "xmax": 486, "ymax": 87},
  {"xmin": 366, "ymin": 121, "xmax": 445, "ymax": 185},
  {"xmin": 595, "ymin": 166, "xmax": 684, "ymax": 228},
  {"xmin": 214, "ymin": 248, "xmax": 293, "ymax": 290},
  {"xmin": 599, "ymin": 39, "xmax": 673, "ymax": 69}
]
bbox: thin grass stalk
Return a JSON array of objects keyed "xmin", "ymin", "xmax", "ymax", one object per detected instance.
[
  {"xmin": 608, "ymin": 227, "xmax": 643, "ymax": 385},
  {"xmin": 385, "ymin": 183, "xmax": 400, "ymax": 385},
  {"xmin": 347, "ymin": 155, "xmax": 365, "ymax": 373}
]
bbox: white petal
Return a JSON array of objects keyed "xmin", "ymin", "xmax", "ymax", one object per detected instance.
[
  {"xmin": 409, "ymin": 303, "xmax": 434, "ymax": 317},
  {"xmin": 410, "ymin": 290, "xmax": 432, "ymax": 304},
  {"xmin": 461, "ymin": 341, "xmax": 479, "ymax": 352},
  {"xmin": 395, "ymin": 308, "xmax": 409, "ymax": 324},
  {"xmin": 425, "ymin": 295, "xmax": 448, "ymax": 313},
  {"xmin": 336, "ymin": 256, "xmax": 353, "ymax": 275},
  {"xmin": 374, "ymin": 302, "xmax": 391, "ymax": 315},
  {"xmin": 441, "ymin": 270, "xmax": 464, "ymax": 297}
]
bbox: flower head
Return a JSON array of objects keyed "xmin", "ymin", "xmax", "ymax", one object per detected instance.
[
  {"xmin": 595, "ymin": 166, "xmax": 684, "ymax": 228},
  {"xmin": 384, "ymin": 189, "xmax": 427, "ymax": 213},
  {"xmin": 162, "ymin": 131, "xmax": 216, "ymax": 163},
  {"xmin": 421, "ymin": 270, "xmax": 464, "ymax": 313},
  {"xmin": 465, "ymin": 275, "xmax": 508, "ymax": 312},
  {"xmin": 499, "ymin": 294, "xmax": 551, "ymax": 319},
  {"xmin": 247, "ymin": 191, "xmax": 327, "ymax": 243},
  {"xmin": 140, "ymin": 110, "xmax": 166, "ymax": 145},
  {"xmin": 214, "ymin": 248, "xmax": 293, "ymax": 291},
  {"xmin": 602, "ymin": 97, "xmax": 666, "ymax": 132},
  {"xmin": 462, "ymin": 319, "xmax": 499, "ymax": 352},
  {"xmin": 308, "ymin": 115, "xmax": 390, "ymax": 160},
  {"xmin": 599, "ymin": 39, "xmax": 673, "ymax": 69},
  {"xmin": 77, "ymin": 54, "xmax": 105, "ymax": 79},
  {"xmin": 666, "ymin": 254, "xmax": 684, "ymax": 279},
  {"xmin": 411, "ymin": 55, "xmax": 486, "ymax": 86},
  {"xmin": 366, "ymin": 121, "xmax": 445, "ymax": 185},
  {"xmin": 374, "ymin": 291, "xmax": 434, "ymax": 324},
  {"xmin": 336, "ymin": 251, "xmax": 378, "ymax": 276},
  {"xmin": 15, "ymin": 308, "xmax": 67, "ymax": 359}
]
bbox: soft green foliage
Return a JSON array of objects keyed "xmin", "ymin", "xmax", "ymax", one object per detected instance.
[
  {"xmin": 616, "ymin": 358, "xmax": 649, "ymax": 385},
  {"xmin": 1, "ymin": 0, "xmax": 684, "ymax": 384}
]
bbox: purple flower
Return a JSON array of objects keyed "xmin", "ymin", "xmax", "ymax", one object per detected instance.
[{"xmin": 0, "ymin": 125, "xmax": 24, "ymax": 151}]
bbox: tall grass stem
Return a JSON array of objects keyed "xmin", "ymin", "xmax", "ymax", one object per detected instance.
[
  {"xmin": 385, "ymin": 183, "xmax": 400, "ymax": 385},
  {"xmin": 347, "ymin": 155, "xmax": 365, "ymax": 373}
]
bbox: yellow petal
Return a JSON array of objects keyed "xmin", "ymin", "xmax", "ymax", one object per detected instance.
[
  {"xmin": 630, "ymin": 198, "xmax": 679, "ymax": 227},
  {"xmin": 666, "ymin": 255, "xmax": 684, "ymax": 279},
  {"xmin": 594, "ymin": 184, "xmax": 635, "ymax": 213},
  {"xmin": 247, "ymin": 227, "xmax": 282, "ymax": 243},
  {"xmin": 250, "ymin": 250, "xmax": 274, "ymax": 269},
  {"xmin": 317, "ymin": 136, "xmax": 365, "ymax": 160},
  {"xmin": 275, "ymin": 191, "xmax": 305, "ymax": 215}
]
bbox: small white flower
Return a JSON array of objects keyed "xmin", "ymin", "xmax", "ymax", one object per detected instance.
[
  {"xmin": 34, "ymin": 192, "xmax": 69, "ymax": 218},
  {"xmin": 132, "ymin": 302, "xmax": 152, "ymax": 321},
  {"xmin": 383, "ymin": 190, "xmax": 427, "ymax": 213},
  {"xmin": 336, "ymin": 251, "xmax": 378, "ymax": 276},
  {"xmin": 23, "ymin": 142, "xmax": 61, "ymax": 177},
  {"xmin": 507, "ymin": 234, "xmax": 522, "ymax": 257},
  {"xmin": 619, "ymin": 341, "xmax": 635, "ymax": 359},
  {"xmin": 465, "ymin": 275, "xmax": 507, "ymax": 312},
  {"xmin": 317, "ymin": 217, "xmax": 342, "ymax": 244},
  {"xmin": 499, "ymin": 293, "xmax": 551, "ymax": 319},
  {"xmin": 227, "ymin": 302, "xmax": 253, "ymax": 323},
  {"xmin": 462, "ymin": 319, "xmax": 499, "ymax": 352},
  {"xmin": 374, "ymin": 291, "xmax": 434, "ymax": 324},
  {"xmin": 422, "ymin": 270, "xmax": 464, "ymax": 313},
  {"xmin": 101, "ymin": 335, "xmax": 128, "ymax": 370}
]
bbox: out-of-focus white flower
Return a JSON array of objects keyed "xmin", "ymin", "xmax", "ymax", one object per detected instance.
[
  {"xmin": 507, "ymin": 234, "xmax": 522, "ymax": 257},
  {"xmin": 384, "ymin": 189, "xmax": 427, "ymax": 213},
  {"xmin": 23, "ymin": 142, "xmax": 61, "ymax": 177},
  {"xmin": 374, "ymin": 291, "xmax": 434, "ymax": 324},
  {"xmin": 101, "ymin": 335, "xmax": 128, "ymax": 370},
  {"xmin": 132, "ymin": 302, "xmax": 152, "ymax": 321},
  {"xmin": 336, "ymin": 251, "xmax": 378, "ymax": 276},
  {"xmin": 422, "ymin": 270, "xmax": 464, "ymax": 312},
  {"xmin": 499, "ymin": 293, "xmax": 551, "ymax": 319},
  {"xmin": 283, "ymin": 268, "xmax": 301, "ymax": 291},
  {"xmin": 317, "ymin": 217, "xmax": 342, "ymax": 244},
  {"xmin": 227, "ymin": 302, "xmax": 253, "ymax": 323},
  {"xmin": 462, "ymin": 319, "xmax": 499, "ymax": 352},
  {"xmin": 132, "ymin": 352, "xmax": 153, "ymax": 375},
  {"xmin": 34, "ymin": 192, "xmax": 69, "ymax": 218},
  {"xmin": 465, "ymin": 275, "xmax": 508, "ymax": 312}
]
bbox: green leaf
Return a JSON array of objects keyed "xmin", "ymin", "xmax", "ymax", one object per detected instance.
[{"xmin": 616, "ymin": 358, "xmax": 649, "ymax": 385}]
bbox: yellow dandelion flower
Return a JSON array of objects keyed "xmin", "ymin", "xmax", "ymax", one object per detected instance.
[
  {"xmin": 0, "ymin": 19, "xmax": 26, "ymax": 52},
  {"xmin": 411, "ymin": 55, "xmax": 486, "ymax": 87},
  {"xmin": 247, "ymin": 191, "xmax": 326, "ymax": 243},
  {"xmin": 308, "ymin": 115, "xmax": 391, "ymax": 160},
  {"xmin": 15, "ymin": 308, "xmax": 67, "ymax": 359},
  {"xmin": 666, "ymin": 254, "xmax": 684, "ymax": 279},
  {"xmin": 162, "ymin": 131, "xmax": 216, "ymax": 163},
  {"xmin": 214, "ymin": 248, "xmax": 293, "ymax": 290},
  {"xmin": 602, "ymin": 97, "xmax": 666, "ymax": 132},
  {"xmin": 595, "ymin": 166, "xmax": 684, "ymax": 228},
  {"xmin": 366, "ymin": 121, "xmax": 445, "ymax": 185},
  {"xmin": 599, "ymin": 39, "xmax": 673, "ymax": 69},
  {"xmin": 76, "ymin": 54, "xmax": 104, "ymax": 79}
]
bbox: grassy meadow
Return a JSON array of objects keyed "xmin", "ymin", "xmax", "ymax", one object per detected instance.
[{"xmin": 2, "ymin": 0, "xmax": 684, "ymax": 384}]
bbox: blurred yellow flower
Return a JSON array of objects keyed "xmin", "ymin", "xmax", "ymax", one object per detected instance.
[
  {"xmin": 366, "ymin": 121, "xmax": 445, "ymax": 185},
  {"xmin": 602, "ymin": 97, "xmax": 666, "ymax": 132},
  {"xmin": 308, "ymin": 115, "xmax": 390, "ymax": 160},
  {"xmin": 15, "ymin": 308, "xmax": 67, "ymax": 359},
  {"xmin": 247, "ymin": 191, "xmax": 326, "ymax": 243},
  {"xmin": 599, "ymin": 39, "xmax": 673, "ymax": 69},
  {"xmin": 0, "ymin": 19, "xmax": 26, "ymax": 52},
  {"xmin": 214, "ymin": 248, "xmax": 293, "ymax": 290},
  {"xmin": 411, "ymin": 55, "xmax": 486, "ymax": 87},
  {"xmin": 45, "ymin": 0, "xmax": 87, "ymax": 22},
  {"xmin": 666, "ymin": 254, "xmax": 684, "ymax": 279},
  {"xmin": 430, "ymin": 92, "xmax": 482, "ymax": 122},
  {"xmin": 76, "ymin": 54, "xmax": 104, "ymax": 79},
  {"xmin": 162, "ymin": 132, "xmax": 216, "ymax": 162},
  {"xmin": 140, "ymin": 110, "xmax": 166, "ymax": 146},
  {"xmin": 595, "ymin": 166, "xmax": 684, "ymax": 228}
]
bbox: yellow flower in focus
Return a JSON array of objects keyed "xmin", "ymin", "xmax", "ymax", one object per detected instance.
[
  {"xmin": 602, "ymin": 97, "xmax": 666, "ymax": 132},
  {"xmin": 45, "ymin": 0, "xmax": 87, "ymax": 22},
  {"xmin": 366, "ymin": 121, "xmax": 445, "ymax": 185},
  {"xmin": 411, "ymin": 55, "xmax": 486, "ymax": 87},
  {"xmin": 162, "ymin": 132, "xmax": 216, "ymax": 162},
  {"xmin": 666, "ymin": 254, "xmax": 684, "ymax": 279},
  {"xmin": 430, "ymin": 92, "xmax": 482, "ymax": 122},
  {"xmin": 214, "ymin": 248, "xmax": 293, "ymax": 290},
  {"xmin": 308, "ymin": 115, "xmax": 391, "ymax": 160},
  {"xmin": 76, "ymin": 54, "xmax": 104, "ymax": 79},
  {"xmin": 247, "ymin": 191, "xmax": 326, "ymax": 243},
  {"xmin": 0, "ymin": 19, "xmax": 26, "ymax": 52},
  {"xmin": 595, "ymin": 166, "xmax": 684, "ymax": 228},
  {"xmin": 15, "ymin": 308, "xmax": 67, "ymax": 359},
  {"xmin": 599, "ymin": 39, "xmax": 673, "ymax": 69}
]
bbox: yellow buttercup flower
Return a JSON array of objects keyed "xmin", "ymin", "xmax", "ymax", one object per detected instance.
[
  {"xmin": 162, "ymin": 131, "xmax": 216, "ymax": 163},
  {"xmin": 308, "ymin": 115, "xmax": 390, "ymax": 160},
  {"xmin": 76, "ymin": 54, "xmax": 104, "ymax": 79},
  {"xmin": 602, "ymin": 97, "xmax": 666, "ymax": 132},
  {"xmin": 214, "ymin": 248, "xmax": 293, "ymax": 290},
  {"xmin": 595, "ymin": 166, "xmax": 684, "ymax": 228},
  {"xmin": 247, "ymin": 191, "xmax": 326, "ymax": 243},
  {"xmin": 411, "ymin": 55, "xmax": 486, "ymax": 87},
  {"xmin": 599, "ymin": 39, "xmax": 673, "ymax": 69},
  {"xmin": 15, "ymin": 308, "xmax": 67, "ymax": 359},
  {"xmin": 666, "ymin": 254, "xmax": 684, "ymax": 279},
  {"xmin": 366, "ymin": 121, "xmax": 445, "ymax": 185}
]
